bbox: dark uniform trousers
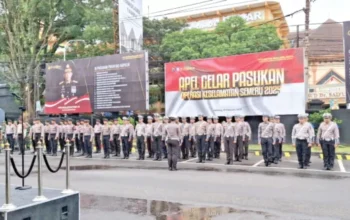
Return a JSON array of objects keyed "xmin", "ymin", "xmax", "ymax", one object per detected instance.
[
  {"xmin": 121, "ymin": 136, "xmax": 130, "ymax": 158},
  {"xmin": 224, "ymin": 137, "xmax": 234, "ymax": 163},
  {"xmin": 196, "ymin": 135, "xmax": 206, "ymax": 161},
  {"xmin": 214, "ymin": 136, "xmax": 221, "ymax": 158},
  {"xmin": 84, "ymin": 135, "xmax": 92, "ymax": 156},
  {"xmin": 45, "ymin": 133, "xmax": 51, "ymax": 153},
  {"xmin": 296, "ymin": 139, "xmax": 308, "ymax": 167},
  {"xmin": 305, "ymin": 145, "xmax": 312, "ymax": 166},
  {"xmin": 59, "ymin": 133, "xmax": 66, "ymax": 151},
  {"xmin": 153, "ymin": 136, "xmax": 162, "ymax": 160},
  {"xmin": 181, "ymin": 135, "xmax": 190, "ymax": 159},
  {"xmin": 49, "ymin": 134, "xmax": 58, "ymax": 155},
  {"xmin": 102, "ymin": 135, "xmax": 110, "ymax": 156},
  {"xmin": 33, "ymin": 133, "xmax": 42, "ymax": 152},
  {"xmin": 66, "ymin": 134, "xmax": 74, "ymax": 156},
  {"xmin": 136, "ymin": 136, "xmax": 145, "ymax": 159},
  {"xmin": 274, "ymin": 138, "xmax": 282, "ymax": 161},
  {"xmin": 243, "ymin": 135, "xmax": 249, "ymax": 159},
  {"xmin": 167, "ymin": 139, "xmax": 180, "ymax": 169},
  {"xmin": 321, "ymin": 140, "xmax": 335, "ymax": 168},
  {"xmin": 80, "ymin": 134, "xmax": 85, "ymax": 154},
  {"xmin": 206, "ymin": 136, "xmax": 214, "ymax": 160},
  {"xmin": 129, "ymin": 137, "xmax": 133, "ymax": 155},
  {"xmin": 17, "ymin": 134, "xmax": 25, "ymax": 154},
  {"xmin": 112, "ymin": 134, "xmax": 121, "ymax": 156},
  {"xmin": 162, "ymin": 140, "xmax": 168, "ymax": 158},
  {"xmin": 95, "ymin": 133, "xmax": 101, "ymax": 152},
  {"xmin": 146, "ymin": 136, "xmax": 153, "ymax": 157},
  {"xmin": 190, "ymin": 137, "xmax": 196, "ymax": 157},
  {"xmin": 75, "ymin": 134, "xmax": 81, "ymax": 153},
  {"xmin": 261, "ymin": 137, "xmax": 273, "ymax": 163},
  {"xmin": 234, "ymin": 136, "xmax": 244, "ymax": 161},
  {"xmin": 7, "ymin": 134, "xmax": 15, "ymax": 153}
]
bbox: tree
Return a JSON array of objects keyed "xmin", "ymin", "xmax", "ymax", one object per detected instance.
[
  {"xmin": 0, "ymin": 0, "xmax": 87, "ymax": 116},
  {"xmin": 160, "ymin": 16, "xmax": 283, "ymax": 62}
]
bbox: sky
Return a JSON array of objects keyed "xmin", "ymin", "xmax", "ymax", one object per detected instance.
[{"xmin": 141, "ymin": 0, "xmax": 350, "ymax": 31}]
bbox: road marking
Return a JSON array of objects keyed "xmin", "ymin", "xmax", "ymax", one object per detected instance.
[
  {"xmin": 252, "ymin": 159, "xmax": 264, "ymax": 167},
  {"xmin": 338, "ymin": 160, "xmax": 346, "ymax": 173},
  {"xmin": 181, "ymin": 158, "xmax": 198, "ymax": 163},
  {"xmin": 284, "ymin": 152, "xmax": 291, "ymax": 158},
  {"xmin": 337, "ymin": 155, "xmax": 343, "ymax": 160},
  {"xmin": 255, "ymin": 151, "xmax": 260, "ymax": 156},
  {"xmin": 346, "ymin": 155, "xmax": 350, "ymax": 160}
]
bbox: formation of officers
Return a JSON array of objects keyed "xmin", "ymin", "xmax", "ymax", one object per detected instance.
[{"xmin": 1, "ymin": 112, "xmax": 340, "ymax": 171}]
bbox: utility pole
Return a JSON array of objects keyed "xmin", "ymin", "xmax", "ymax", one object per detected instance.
[
  {"xmin": 113, "ymin": 0, "xmax": 119, "ymax": 54},
  {"xmin": 304, "ymin": 0, "xmax": 311, "ymax": 109}
]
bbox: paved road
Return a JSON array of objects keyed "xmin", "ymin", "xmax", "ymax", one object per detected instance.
[{"xmin": 0, "ymin": 152, "xmax": 349, "ymax": 219}]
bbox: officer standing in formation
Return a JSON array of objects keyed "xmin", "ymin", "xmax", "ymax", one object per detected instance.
[
  {"xmin": 195, "ymin": 114, "xmax": 208, "ymax": 163},
  {"xmin": 94, "ymin": 119, "xmax": 102, "ymax": 154},
  {"xmin": 5, "ymin": 119, "xmax": 16, "ymax": 154},
  {"xmin": 163, "ymin": 116, "xmax": 182, "ymax": 171},
  {"xmin": 258, "ymin": 115, "xmax": 274, "ymax": 166},
  {"xmin": 273, "ymin": 116, "xmax": 285, "ymax": 163},
  {"xmin": 146, "ymin": 116, "xmax": 154, "ymax": 158},
  {"xmin": 101, "ymin": 118, "xmax": 112, "ymax": 159},
  {"xmin": 134, "ymin": 115, "xmax": 146, "ymax": 160},
  {"xmin": 111, "ymin": 118, "xmax": 121, "ymax": 157},
  {"xmin": 152, "ymin": 114, "xmax": 163, "ymax": 161},
  {"xmin": 65, "ymin": 118, "xmax": 75, "ymax": 156},
  {"xmin": 316, "ymin": 113, "xmax": 340, "ymax": 170},
  {"xmin": 291, "ymin": 114, "xmax": 314, "ymax": 169},
  {"xmin": 181, "ymin": 116, "xmax": 191, "ymax": 159}
]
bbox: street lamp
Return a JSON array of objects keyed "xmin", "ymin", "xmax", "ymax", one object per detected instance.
[
  {"xmin": 63, "ymin": 39, "xmax": 86, "ymax": 61},
  {"xmin": 11, "ymin": 93, "xmax": 31, "ymax": 190}
]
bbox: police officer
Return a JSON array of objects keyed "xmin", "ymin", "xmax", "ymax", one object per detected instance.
[
  {"xmin": 164, "ymin": 116, "xmax": 182, "ymax": 171},
  {"xmin": 83, "ymin": 119, "xmax": 94, "ymax": 158},
  {"xmin": 205, "ymin": 116, "xmax": 215, "ymax": 161},
  {"xmin": 5, "ymin": 119, "xmax": 16, "ymax": 154},
  {"xmin": 152, "ymin": 114, "xmax": 163, "ymax": 161},
  {"xmin": 273, "ymin": 116, "xmax": 285, "ymax": 163},
  {"xmin": 74, "ymin": 120, "xmax": 82, "ymax": 154},
  {"xmin": 195, "ymin": 114, "xmax": 208, "ymax": 163},
  {"xmin": 65, "ymin": 118, "xmax": 75, "ymax": 156},
  {"xmin": 79, "ymin": 119, "xmax": 86, "ymax": 156},
  {"xmin": 44, "ymin": 120, "xmax": 51, "ymax": 154},
  {"xmin": 258, "ymin": 115, "xmax": 274, "ymax": 166},
  {"xmin": 59, "ymin": 64, "xmax": 79, "ymax": 99},
  {"xmin": 49, "ymin": 118, "xmax": 59, "ymax": 156},
  {"xmin": 317, "ymin": 113, "xmax": 340, "ymax": 170},
  {"xmin": 213, "ymin": 116, "xmax": 223, "ymax": 159},
  {"xmin": 305, "ymin": 114, "xmax": 315, "ymax": 167},
  {"xmin": 59, "ymin": 119, "xmax": 66, "ymax": 152},
  {"xmin": 292, "ymin": 114, "xmax": 314, "ymax": 169},
  {"xmin": 162, "ymin": 116, "xmax": 169, "ymax": 159},
  {"xmin": 242, "ymin": 116, "xmax": 251, "ymax": 160},
  {"xmin": 15, "ymin": 118, "xmax": 27, "ymax": 155},
  {"xmin": 223, "ymin": 116, "xmax": 235, "ymax": 165},
  {"xmin": 135, "ymin": 115, "xmax": 146, "ymax": 160},
  {"xmin": 119, "ymin": 117, "xmax": 133, "ymax": 159},
  {"xmin": 181, "ymin": 117, "xmax": 191, "ymax": 160},
  {"xmin": 111, "ymin": 118, "xmax": 121, "ymax": 157},
  {"xmin": 269, "ymin": 115, "xmax": 276, "ymax": 161},
  {"xmin": 29, "ymin": 118, "xmax": 44, "ymax": 153},
  {"xmin": 189, "ymin": 116, "xmax": 196, "ymax": 158},
  {"xmin": 234, "ymin": 115, "xmax": 245, "ymax": 162},
  {"xmin": 101, "ymin": 118, "xmax": 112, "ymax": 159},
  {"xmin": 146, "ymin": 116, "xmax": 154, "ymax": 158},
  {"xmin": 94, "ymin": 119, "xmax": 102, "ymax": 153}
]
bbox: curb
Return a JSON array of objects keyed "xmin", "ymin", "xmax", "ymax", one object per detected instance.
[{"xmin": 250, "ymin": 150, "xmax": 350, "ymax": 160}]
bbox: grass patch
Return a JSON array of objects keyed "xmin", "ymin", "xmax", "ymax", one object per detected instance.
[{"xmin": 249, "ymin": 144, "xmax": 350, "ymax": 154}]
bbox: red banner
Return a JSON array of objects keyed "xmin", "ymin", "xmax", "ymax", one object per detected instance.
[{"xmin": 165, "ymin": 48, "xmax": 305, "ymax": 116}]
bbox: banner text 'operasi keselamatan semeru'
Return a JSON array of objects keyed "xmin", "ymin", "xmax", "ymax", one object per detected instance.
[{"xmin": 179, "ymin": 68, "xmax": 285, "ymax": 100}]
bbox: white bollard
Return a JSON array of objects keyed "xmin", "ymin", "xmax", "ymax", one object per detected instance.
[
  {"xmin": 33, "ymin": 141, "xmax": 48, "ymax": 202},
  {"xmin": 0, "ymin": 143, "xmax": 16, "ymax": 211}
]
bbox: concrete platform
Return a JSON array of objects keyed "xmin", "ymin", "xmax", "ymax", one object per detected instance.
[{"xmin": 0, "ymin": 185, "xmax": 79, "ymax": 220}]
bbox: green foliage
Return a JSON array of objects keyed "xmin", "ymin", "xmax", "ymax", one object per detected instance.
[
  {"xmin": 308, "ymin": 109, "xmax": 342, "ymax": 125},
  {"xmin": 160, "ymin": 16, "xmax": 283, "ymax": 62}
]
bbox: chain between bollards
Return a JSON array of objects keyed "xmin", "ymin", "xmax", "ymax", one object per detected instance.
[
  {"xmin": 33, "ymin": 141, "xmax": 47, "ymax": 202},
  {"xmin": 0, "ymin": 143, "xmax": 16, "ymax": 211},
  {"xmin": 62, "ymin": 140, "xmax": 74, "ymax": 194}
]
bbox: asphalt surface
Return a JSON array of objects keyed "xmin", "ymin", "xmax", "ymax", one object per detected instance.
[{"xmin": 0, "ymin": 151, "xmax": 349, "ymax": 219}]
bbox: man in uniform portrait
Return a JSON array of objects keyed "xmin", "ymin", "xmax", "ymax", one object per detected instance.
[{"xmin": 59, "ymin": 64, "xmax": 79, "ymax": 99}]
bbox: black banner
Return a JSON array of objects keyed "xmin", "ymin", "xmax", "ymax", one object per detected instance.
[
  {"xmin": 45, "ymin": 51, "xmax": 149, "ymax": 114},
  {"xmin": 344, "ymin": 21, "xmax": 350, "ymax": 109}
]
